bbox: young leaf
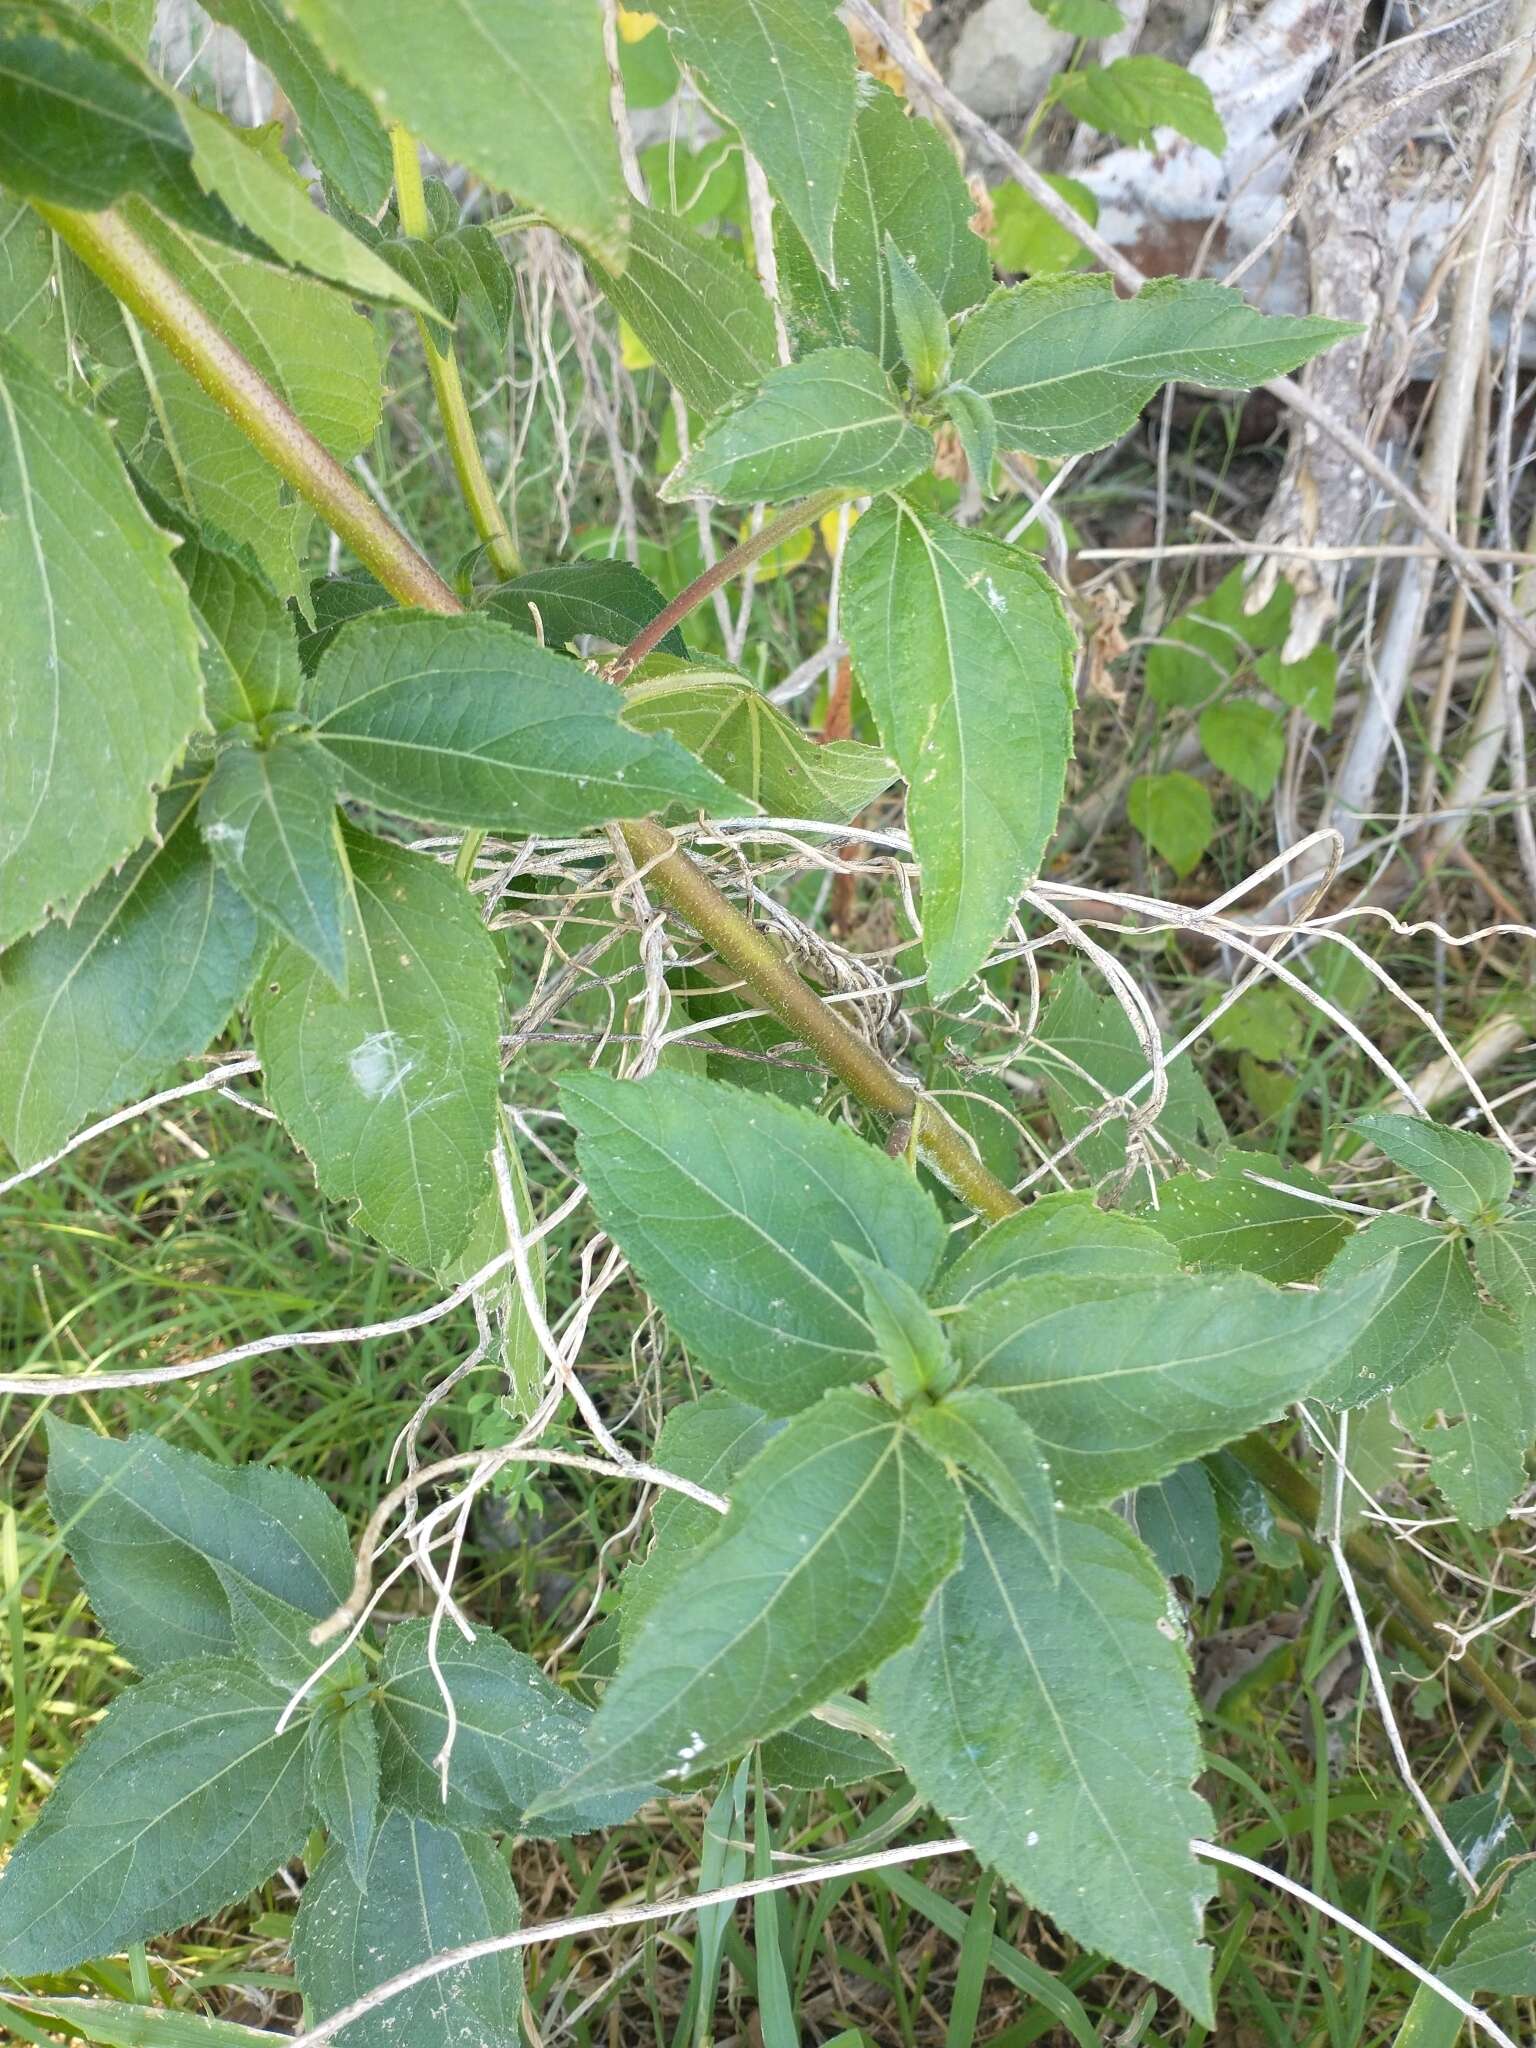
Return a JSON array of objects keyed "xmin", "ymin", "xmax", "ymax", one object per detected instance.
[
  {"xmin": 663, "ymin": 347, "xmax": 930, "ymax": 504},
  {"xmin": 44, "ymin": 1418, "xmax": 355, "ymax": 1671},
  {"xmin": 1139, "ymin": 1152, "xmax": 1351, "ymax": 1283},
  {"xmin": 562, "ymin": 1070, "xmax": 946, "ymax": 1413},
  {"xmin": 0, "ymin": 334, "xmax": 206, "ymax": 949},
  {"xmin": 1257, "ymin": 642, "xmax": 1336, "ymax": 729},
  {"xmin": 280, "ymin": 0, "xmax": 629, "ymax": 266},
  {"xmin": 0, "ymin": 788, "xmax": 265, "ymax": 1169},
  {"xmin": 1311, "ymin": 1217, "xmax": 1479, "ymax": 1408},
  {"xmin": 533, "ymin": 1390, "xmax": 963, "ymax": 1812},
  {"xmin": 487, "ymin": 558, "xmax": 686, "ymax": 657},
  {"xmin": 654, "ymin": 0, "xmax": 856, "ymax": 272},
  {"xmin": 1032, "ymin": 0, "xmax": 1125, "ymax": 39},
  {"xmin": 907, "ymin": 1388, "xmax": 1059, "ymax": 1575},
  {"xmin": 201, "ymin": 740, "xmax": 351, "ymax": 990},
  {"xmin": 252, "ymin": 830, "xmax": 501, "ymax": 1273},
  {"xmin": 293, "ymin": 1811, "xmax": 523, "ymax": 2048},
  {"xmin": 952, "ymin": 1263, "xmax": 1390, "ymax": 1503},
  {"xmin": 941, "ymin": 384, "xmax": 998, "ymax": 491},
  {"xmin": 0, "ymin": 1999, "xmax": 273, "ymax": 2048},
  {"xmin": 937, "ymin": 1190, "xmax": 1180, "ymax": 1307},
  {"xmin": 1130, "ymin": 1461, "xmax": 1221, "ymax": 1597},
  {"xmin": 591, "ymin": 204, "xmax": 778, "ymax": 418},
  {"xmin": 759, "ymin": 1714, "xmax": 893, "ymax": 1788},
  {"xmin": 838, "ymin": 1245, "xmax": 955, "ymax": 1404},
  {"xmin": 306, "ymin": 612, "xmax": 736, "ymax": 830},
  {"xmin": 1127, "ymin": 770, "xmax": 1213, "ymax": 878},
  {"xmin": 1395, "ymin": 1310, "xmax": 1536, "ymax": 1530},
  {"xmin": 376, "ymin": 1620, "xmax": 647, "ymax": 1837},
  {"xmin": 884, "ymin": 237, "xmax": 950, "ymax": 395},
  {"xmin": 987, "ymin": 174, "xmax": 1099, "ymax": 278},
  {"xmin": 949, "ymin": 276, "xmax": 1350, "ymax": 458},
  {"xmin": 871, "ymin": 1496, "xmax": 1215, "ymax": 2022},
  {"xmin": 306, "ymin": 1701, "xmax": 382, "ymax": 1887},
  {"xmin": 1051, "ymin": 56, "xmax": 1226, "ymax": 154},
  {"xmin": 174, "ymin": 528, "xmax": 303, "ymax": 731},
  {"xmin": 776, "ymin": 80, "xmax": 993, "ymax": 369},
  {"xmin": 622, "ymin": 668, "xmax": 896, "ymax": 822},
  {"xmin": 843, "ymin": 497, "xmax": 1078, "ymax": 998},
  {"xmin": 1473, "ymin": 1199, "xmax": 1536, "ymax": 1316},
  {"xmin": 1352, "ymin": 1111, "xmax": 1514, "ymax": 1228},
  {"xmin": 0, "ymin": 1660, "xmax": 309, "ymax": 1977},
  {"xmin": 1198, "ymin": 698, "xmax": 1285, "ymax": 799}
]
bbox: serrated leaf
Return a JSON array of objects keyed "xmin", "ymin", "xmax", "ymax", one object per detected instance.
[
  {"xmin": 1130, "ymin": 1460, "xmax": 1221, "ymax": 1597},
  {"xmin": 1474, "ymin": 1199, "xmax": 1536, "ymax": 1315},
  {"xmin": 592, "ymin": 203, "xmax": 778, "ymax": 418},
  {"xmin": 201, "ymin": 740, "xmax": 350, "ymax": 989},
  {"xmin": 776, "ymin": 80, "xmax": 993, "ymax": 369},
  {"xmin": 0, "ymin": 1659, "xmax": 308, "ymax": 1976},
  {"xmin": 839, "ymin": 1245, "xmax": 955, "ymax": 1403},
  {"xmin": 1128, "ymin": 770, "xmax": 1213, "ymax": 877},
  {"xmin": 664, "ymin": 346, "xmax": 929, "ymax": 504},
  {"xmin": 1051, "ymin": 56, "xmax": 1225, "ymax": 154},
  {"xmin": 306, "ymin": 611, "xmax": 736, "ymax": 831},
  {"xmin": 0, "ymin": 333, "xmax": 207, "ymax": 949},
  {"xmin": 376, "ymin": 1620, "xmax": 646, "ymax": 1837},
  {"xmin": 843, "ymin": 497, "xmax": 1077, "ymax": 998},
  {"xmin": 909, "ymin": 1387, "xmax": 1059, "ymax": 1575},
  {"xmin": 1395, "ymin": 1310, "xmax": 1536, "ymax": 1529},
  {"xmin": 950, "ymin": 276, "xmax": 1349, "ymax": 457},
  {"xmin": 1310, "ymin": 1216, "xmax": 1478, "ymax": 1407},
  {"xmin": 535, "ymin": 1390, "xmax": 963, "ymax": 1812},
  {"xmin": 941, "ymin": 383, "xmax": 997, "ymax": 490},
  {"xmin": 0, "ymin": 1999, "xmax": 274, "ymax": 2048},
  {"xmin": 0, "ymin": 787, "xmax": 265, "ymax": 1169},
  {"xmin": 622, "ymin": 667, "xmax": 896, "ymax": 822},
  {"xmin": 938, "ymin": 1190, "xmax": 1181, "ymax": 1306},
  {"xmin": 486, "ymin": 558, "xmax": 686, "ymax": 657},
  {"xmin": 1140, "ymin": 1151, "xmax": 1350, "ymax": 1282},
  {"xmin": 654, "ymin": 0, "xmax": 855, "ymax": 271},
  {"xmin": 1257, "ymin": 642, "xmax": 1335, "ymax": 728},
  {"xmin": 199, "ymin": 0, "xmax": 392, "ymax": 214},
  {"xmin": 252, "ymin": 830, "xmax": 500, "ymax": 1272},
  {"xmin": 987, "ymin": 173, "xmax": 1099, "ymax": 277},
  {"xmin": 0, "ymin": 192, "xmax": 71, "ymax": 376},
  {"xmin": 759, "ymin": 1714, "xmax": 892, "ymax": 1787},
  {"xmin": 871, "ymin": 1495, "xmax": 1214, "ymax": 2021},
  {"xmin": 293, "ymin": 1811, "xmax": 523, "ymax": 2048},
  {"xmin": 562, "ymin": 1070, "xmax": 946, "ymax": 1413},
  {"xmin": 307, "ymin": 1701, "xmax": 381, "ymax": 1887},
  {"xmin": 297, "ymin": 572, "xmax": 390, "ymax": 673},
  {"xmin": 1198, "ymin": 697, "xmax": 1285, "ymax": 798},
  {"xmin": 280, "ymin": 0, "xmax": 628, "ymax": 266},
  {"xmin": 1352, "ymin": 1111, "xmax": 1513, "ymax": 1228},
  {"xmin": 952, "ymin": 1263, "xmax": 1389, "ymax": 1503},
  {"xmin": 884, "ymin": 237, "xmax": 950, "ymax": 394},
  {"xmin": 44, "ymin": 1418, "xmax": 355, "ymax": 1671},
  {"xmin": 174, "ymin": 528, "xmax": 303, "ymax": 731}
]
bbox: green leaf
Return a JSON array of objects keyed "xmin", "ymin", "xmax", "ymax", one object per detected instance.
[
  {"xmin": 174, "ymin": 528, "xmax": 303, "ymax": 731},
  {"xmin": 884, "ymin": 237, "xmax": 950, "ymax": 394},
  {"xmin": 0, "ymin": 333, "xmax": 206, "ymax": 949},
  {"xmin": 621, "ymin": 667, "xmax": 896, "ymax": 822},
  {"xmin": 306, "ymin": 612, "xmax": 736, "ymax": 831},
  {"xmin": 653, "ymin": 0, "xmax": 856, "ymax": 272},
  {"xmin": 0, "ymin": 2000, "xmax": 273, "ymax": 2048},
  {"xmin": 200, "ymin": 740, "xmax": 351, "ymax": 990},
  {"xmin": 293, "ymin": 1811, "xmax": 523, "ymax": 2048},
  {"xmin": 776, "ymin": 81, "xmax": 993, "ymax": 370},
  {"xmin": 1205, "ymin": 984, "xmax": 1305, "ymax": 1063},
  {"xmin": 908, "ymin": 1387, "xmax": 1059, "ymax": 1575},
  {"xmin": 280, "ymin": 0, "xmax": 629, "ymax": 266},
  {"xmin": 1032, "ymin": 0, "xmax": 1124, "ymax": 35},
  {"xmin": 1140, "ymin": 1151, "xmax": 1351, "ymax": 1283},
  {"xmin": 1128, "ymin": 770, "xmax": 1213, "ymax": 877},
  {"xmin": 1395, "ymin": 1310, "xmax": 1536, "ymax": 1529},
  {"xmin": 1352, "ymin": 1111, "xmax": 1513, "ymax": 1228},
  {"xmin": 987, "ymin": 174, "xmax": 1098, "ymax": 277},
  {"xmin": 297, "ymin": 572, "xmax": 390, "ymax": 673},
  {"xmin": 1474, "ymin": 1199, "xmax": 1536, "ymax": 1315},
  {"xmin": 941, "ymin": 383, "xmax": 998, "ymax": 491},
  {"xmin": 487, "ymin": 558, "xmax": 685, "ymax": 657},
  {"xmin": 1130, "ymin": 1460, "xmax": 1221, "ymax": 1597},
  {"xmin": 591, "ymin": 204, "xmax": 778, "ymax": 418},
  {"xmin": 759, "ymin": 1714, "xmax": 893, "ymax": 1787},
  {"xmin": 1051, "ymin": 56, "xmax": 1226, "ymax": 154},
  {"xmin": 307, "ymin": 1702, "xmax": 381, "ymax": 1888},
  {"xmin": 1444, "ymin": 1863, "xmax": 1536, "ymax": 1995},
  {"xmin": 1146, "ymin": 566, "xmax": 1291, "ymax": 708},
  {"xmin": 199, "ymin": 0, "xmax": 392, "ymax": 214},
  {"xmin": 44, "ymin": 1418, "xmax": 355, "ymax": 1671},
  {"xmin": 534, "ymin": 1389, "xmax": 963, "ymax": 1813},
  {"xmin": 1198, "ymin": 698, "xmax": 1285, "ymax": 799},
  {"xmin": 663, "ymin": 347, "xmax": 930, "ymax": 504},
  {"xmin": 843, "ymin": 496, "xmax": 1077, "ymax": 998},
  {"xmin": 0, "ymin": 192, "xmax": 72, "ymax": 377},
  {"xmin": 950, "ymin": 276, "xmax": 1349, "ymax": 458},
  {"xmin": 562, "ymin": 1070, "xmax": 946, "ymax": 1413},
  {"xmin": 1309, "ymin": 1216, "xmax": 1479, "ymax": 1408},
  {"xmin": 951, "ymin": 1263, "xmax": 1389, "ymax": 1503},
  {"xmin": 839, "ymin": 1245, "xmax": 955, "ymax": 1404},
  {"xmin": 871, "ymin": 1495, "xmax": 1214, "ymax": 2022},
  {"xmin": 252, "ymin": 829, "xmax": 501, "ymax": 1273},
  {"xmin": 376, "ymin": 1620, "xmax": 646, "ymax": 1837},
  {"xmin": 0, "ymin": 787, "xmax": 265, "ymax": 1169},
  {"xmin": 0, "ymin": 1659, "xmax": 308, "ymax": 1976},
  {"xmin": 1256, "ymin": 642, "xmax": 1335, "ymax": 728},
  {"xmin": 938, "ymin": 1190, "xmax": 1181, "ymax": 1306}
]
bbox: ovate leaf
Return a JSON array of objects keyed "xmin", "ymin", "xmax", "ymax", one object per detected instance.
[
  {"xmin": 174, "ymin": 528, "xmax": 303, "ymax": 731},
  {"xmin": 1140, "ymin": 1151, "xmax": 1351, "ymax": 1283},
  {"xmin": 942, "ymin": 384, "xmax": 998, "ymax": 490},
  {"xmin": 0, "ymin": 1999, "xmax": 273, "ymax": 2048},
  {"xmin": 252, "ymin": 830, "xmax": 500, "ymax": 1272},
  {"xmin": 938, "ymin": 1190, "xmax": 1180, "ymax": 1306},
  {"xmin": 0, "ymin": 1660, "xmax": 308, "ymax": 1977},
  {"xmin": 535, "ymin": 1390, "xmax": 962, "ymax": 1812},
  {"xmin": 1198, "ymin": 699, "xmax": 1285, "ymax": 799},
  {"xmin": 0, "ymin": 333, "xmax": 206, "ymax": 948},
  {"xmin": 843, "ymin": 496, "xmax": 1077, "ymax": 998},
  {"xmin": 1131, "ymin": 1460, "xmax": 1221, "ymax": 1597},
  {"xmin": 1050, "ymin": 56, "xmax": 1225, "ymax": 154},
  {"xmin": 908, "ymin": 1388, "xmax": 1059, "ymax": 1574},
  {"xmin": 307, "ymin": 1701, "xmax": 381, "ymax": 1888},
  {"xmin": 988, "ymin": 174, "xmax": 1099, "ymax": 278},
  {"xmin": 562, "ymin": 1070, "xmax": 946, "ymax": 1413},
  {"xmin": 1309, "ymin": 1216, "xmax": 1478, "ymax": 1408},
  {"xmin": 884, "ymin": 237, "xmax": 950, "ymax": 394},
  {"xmin": 487, "ymin": 558, "xmax": 685, "ymax": 658},
  {"xmin": 0, "ymin": 788, "xmax": 264, "ymax": 1168},
  {"xmin": 1352, "ymin": 1111, "xmax": 1513, "ymax": 1228},
  {"xmin": 1474, "ymin": 1200, "xmax": 1536, "ymax": 1316},
  {"xmin": 293, "ymin": 1811, "xmax": 523, "ymax": 2048},
  {"xmin": 839, "ymin": 1245, "xmax": 956, "ymax": 1404},
  {"xmin": 950, "ymin": 276, "xmax": 1350, "ymax": 458},
  {"xmin": 1395, "ymin": 1311, "xmax": 1536, "ymax": 1530},
  {"xmin": 200, "ymin": 740, "xmax": 351, "ymax": 990},
  {"xmin": 872, "ymin": 1496, "xmax": 1214, "ymax": 2021},
  {"xmin": 307, "ymin": 612, "xmax": 736, "ymax": 831},
  {"xmin": 281, "ymin": 0, "xmax": 629, "ymax": 265},
  {"xmin": 1128, "ymin": 770, "xmax": 1213, "ymax": 877},
  {"xmin": 664, "ymin": 347, "xmax": 929, "ymax": 504}
]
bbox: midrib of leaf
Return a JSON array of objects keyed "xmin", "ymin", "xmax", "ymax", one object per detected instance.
[
  {"xmin": 961, "ymin": 307, "xmax": 1322, "ymax": 400},
  {"xmin": 897, "ymin": 501, "xmax": 975, "ymax": 935},
  {"xmin": 251, "ymin": 754, "xmax": 333, "ymax": 937}
]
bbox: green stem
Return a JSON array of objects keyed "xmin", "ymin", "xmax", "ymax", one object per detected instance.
[{"xmin": 390, "ymin": 128, "xmax": 521, "ymax": 581}]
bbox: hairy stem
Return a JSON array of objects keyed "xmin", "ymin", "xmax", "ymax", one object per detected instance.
[{"xmin": 389, "ymin": 127, "xmax": 522, "ymax": 581}]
